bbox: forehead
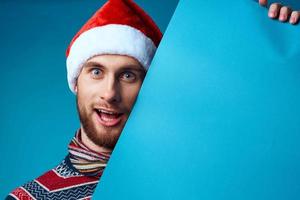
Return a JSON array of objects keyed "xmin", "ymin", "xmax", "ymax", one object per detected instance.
[{"xmin": 84, "ymin": 54, "xmax": 143, "ymax": 71}]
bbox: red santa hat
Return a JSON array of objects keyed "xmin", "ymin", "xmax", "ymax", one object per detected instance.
[{"xmin": 66, "ymin": 0, "xmax": 162, "ymax": 93}]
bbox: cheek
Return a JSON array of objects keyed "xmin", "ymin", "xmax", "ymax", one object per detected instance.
[
  {"xmin": 123, "ymin": 85, "xmax": 142, "ymax": 107},
  {"xmin": 76, "ymin": 86, "xmax": 95, "ymax": 108},
  {"xmin": 77, "ymin": 79, "xmax": 100, "ymax": 101},
  {"xmin": 77, "ymin": 73, "xmax": 99, "ymax": 96}
]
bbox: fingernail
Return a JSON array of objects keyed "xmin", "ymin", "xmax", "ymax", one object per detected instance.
[
  {"xmin": 290, "ymin": 17, "xmax": 296, "ymax": 24},
  {"xmin": 279, "ymin": 14, "xmax": 287, "ymax": 21},
  {"xmin": 269, "ymin": 12, "xmax": 275, "ymax": 18}
]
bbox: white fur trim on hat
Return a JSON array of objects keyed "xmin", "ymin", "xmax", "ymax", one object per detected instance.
[{"xmin": 66, "ymin": 24, "xmax": 157, "ymax": 93}]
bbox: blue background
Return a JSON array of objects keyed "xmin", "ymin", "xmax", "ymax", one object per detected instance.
[
  {"xmin": 0, "ymin": 0, "xmax": 178, "ymax": 198},
  {"xmin": 94, "ymin": 0, "xmax": 300, "ymax": 199}
]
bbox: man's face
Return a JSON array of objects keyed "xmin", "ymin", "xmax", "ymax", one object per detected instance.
[{"xmin": 75, "ymin": 54, "xmax": 145, "ymax": 150}]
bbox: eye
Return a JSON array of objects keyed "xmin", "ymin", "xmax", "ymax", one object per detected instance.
[
  {"xmin": 120, "ymin": 71, "xmax": 136, "ymax": 82},
  {"xmin": 90, "ymin": 68, "xmax": 103, "ymax": 78}
]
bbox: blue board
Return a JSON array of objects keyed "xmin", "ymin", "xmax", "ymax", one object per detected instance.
[{"xmin": 94, "ymin": 0, "xmax": 300, "ymax": 199}]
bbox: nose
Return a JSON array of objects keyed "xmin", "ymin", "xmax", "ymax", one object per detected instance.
[{"xmin": 100, "ymin": 76, "xmax": 121, "ymax": 103}]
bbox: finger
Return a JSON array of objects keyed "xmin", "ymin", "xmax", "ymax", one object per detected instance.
[
  {"xmin": 289, "ymin": 11, "xmax": 300, "ymax": 24},
  {"xmin": 268, "ymin": 3, "xmax": 282, "ymax": 18},
  {"xmin": 279, "ymin": 6, "xmax": 292, "ymax": 22},
  {"xmin": 259, "ymin": 0, "xmax": 268, "ymax": 6}
]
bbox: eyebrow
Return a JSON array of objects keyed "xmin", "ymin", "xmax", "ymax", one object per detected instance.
[
  {"xmin": 83, "ymin": 61, "xmax": 145, "ymax": 73},
  {"xmin": 121, "ymin": 66, "xmax": 145, "ymax": 73},
  {"xmin": 83, "ymin": 61, "xmax": 104, "ymax": 69}
]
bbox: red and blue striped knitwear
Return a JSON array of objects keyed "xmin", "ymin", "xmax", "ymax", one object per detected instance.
[{"xmin": 6, "ymin": 130, "xmax": 110, "ymax": 200}]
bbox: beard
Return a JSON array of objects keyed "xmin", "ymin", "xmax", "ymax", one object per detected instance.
[{"xmin": 76, "ymin": 97, "xmax": 123, "ymax": 150}]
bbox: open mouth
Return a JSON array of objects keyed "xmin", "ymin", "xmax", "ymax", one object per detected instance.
[{"xmin": 95, "ymin": 109, "xmax": 123, "ymax": 127}]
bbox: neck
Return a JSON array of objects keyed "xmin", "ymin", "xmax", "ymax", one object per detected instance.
[{"xmin": 80, "ymin": 127, "xmax": 112, "ymax": 154}]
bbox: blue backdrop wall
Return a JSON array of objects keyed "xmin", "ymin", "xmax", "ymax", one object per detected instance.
[{"xmin": 0, "ymin": 0, "xmax": 178, "ymax": 198}]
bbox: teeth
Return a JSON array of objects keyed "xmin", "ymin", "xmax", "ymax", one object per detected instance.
[{"xmin": 98, "ymin": 109, "xmax": 117, "ymax": 115}]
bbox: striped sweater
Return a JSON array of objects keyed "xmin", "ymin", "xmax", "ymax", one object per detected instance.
[{"xmin": 6, "ymin": 131, "xmax": 110, "ymax": 200}]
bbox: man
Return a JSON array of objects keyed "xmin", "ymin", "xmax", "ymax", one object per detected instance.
[
  {"xmin": 6, "ymin": 0, "xmax": 299, "ymax": 199},
  {"xmin": 7, "ymin": 0, "xmax": 161, "ymax": 199}
]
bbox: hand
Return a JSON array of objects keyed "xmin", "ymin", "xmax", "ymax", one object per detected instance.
[{"xmin": 258, "ymin": 0, "xmax": 300, "ymax": 24}]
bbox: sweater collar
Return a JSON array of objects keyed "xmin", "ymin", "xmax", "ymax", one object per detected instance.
[{"xmin": 68, "ymin": 130, "xmax": 111, "ymax": 177}]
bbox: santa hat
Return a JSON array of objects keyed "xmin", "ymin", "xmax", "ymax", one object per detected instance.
[{"xmin": 66, "ymin": 0, "xmax": 162, "ymax": 93}]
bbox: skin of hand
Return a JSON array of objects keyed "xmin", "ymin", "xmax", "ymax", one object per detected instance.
[{"xmin": 258, "ymin": 0, "xmax": 300, "ymax": 24}]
